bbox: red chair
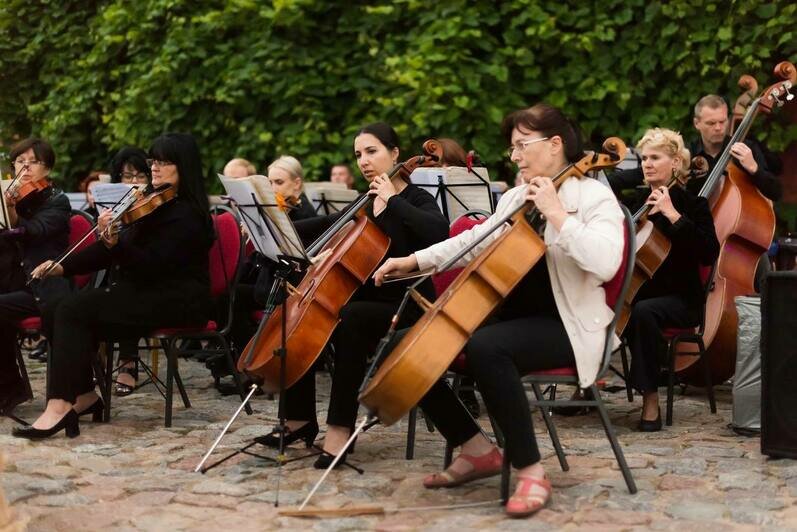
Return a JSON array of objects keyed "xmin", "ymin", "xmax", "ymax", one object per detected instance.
[
  {"xmin": 618, "ymin": 263, "xmax": 717, "ymax": 426},
  {"xmin": 12, "ymin": 210, "xmax": 97, "ymax": 420},
  {"xmin": 102, "ymin": 208, "xmax": 252, "ymax": 427}
]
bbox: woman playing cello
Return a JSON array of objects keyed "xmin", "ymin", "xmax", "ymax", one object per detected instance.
[
  {"xmin": 256, "ymin": 123, "xmax": 449, "ymax": 467},
  {"xmin": 374, "ymin": 104, "xmax": 625, "ymax": 518},
  {"xmin": 13, "ymin": 133, "xmax": 214, "ymax": 439}
]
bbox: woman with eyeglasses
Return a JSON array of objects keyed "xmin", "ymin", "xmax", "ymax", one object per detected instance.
[
  {"xmin": 254, "ymin": 123, "xmax": 450, "ymax": 468},
  {"xmin": 374, "ymin": 104, "xmax": 625, "ymax": 518},
  {"xmin": 13, "ymin": 133, "xmax": 214, "ymax": 439},
  {"xmin": 0, "ymin": 137, "xmax": 72, "ymax": 418}
]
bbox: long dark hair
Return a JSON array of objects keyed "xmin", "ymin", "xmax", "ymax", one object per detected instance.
[
  {"xmin": 109, "ymin": 146, "xmax": 151, "ymax": 183},
  {"xmin": 148, "ymin": 133, "xmax": 213, "ymax": 242},
  {"xmin": 501, "ymin": 103, "xmax": 584, "ymax": 163},
  {"xmin": 357, "ymin": 122, "xmax": 400, "ymax": 152}
]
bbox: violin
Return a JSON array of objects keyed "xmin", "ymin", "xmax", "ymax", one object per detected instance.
[
  {"xmin": 118, "ymin": 185, "xmax": 177, "ymax": 226},
  {"xmin": 5, "ymin": 177, "xmax": 51, "ymax": 206}
]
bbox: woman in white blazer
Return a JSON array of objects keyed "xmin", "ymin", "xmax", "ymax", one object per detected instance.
[{"xmin": 373, "ymin": 103, "xmax": 624, "ymax": 518}]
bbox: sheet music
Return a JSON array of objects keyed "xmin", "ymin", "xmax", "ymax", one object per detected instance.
[
  {"xmin": 92, "ymin": 183, "xmax": 135, "ymax": 210},
  {"xmin": 219, "ymin": 174, "xmax": 305, "ymax": 261},
  {"xmin": 0, "ymin": 180, "xmax": 11, "ymax": 229},
  {"xmin": 304, "ymin": 184, "xmax": 359, "ymax": 215},
  {"xmin": 410, "ymin": 166, "xmax": 494, "ymax": 222}
]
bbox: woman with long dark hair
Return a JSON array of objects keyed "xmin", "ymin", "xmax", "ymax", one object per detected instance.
[
  {"xmin": 13, "ymin": 133, "xmax": 214, "ymax": 439},
  {"xmin": 256, "ymin": 123, "xmax": 450, "ymax": 467}
]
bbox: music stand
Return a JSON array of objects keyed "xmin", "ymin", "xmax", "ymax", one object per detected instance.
[
  {"xmin": 197, "ymin": 176, "xmax": 361, "ymax": 506},
  {"xmin": 410, "ymin": 166, "xmax": 495, "ymax": 222},
  {"xmin": 305, "ymin": 184, "xmax": 359, "ymax": 216}
]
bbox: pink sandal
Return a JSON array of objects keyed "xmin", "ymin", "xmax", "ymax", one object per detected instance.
[
  {"xmin": 505, "ymin": 475, "xmax": 551, "ymax": 518},
  {"xmin": 423, "ymin": 447, "xmax": 503, "ymax": 489}
]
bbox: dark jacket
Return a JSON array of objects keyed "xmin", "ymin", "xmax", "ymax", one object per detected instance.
[
  {"xmin": 0, "ymin": 188, "xmax": 72, "ymax": 307},
  {"xmin": 61, "ymin": 198, "xmax": 212, "ymax": 325},
  {"xmin": 608, "ymin": 136, "xmax": 782, "ymax": 202},
  {"xmin": 632, "ymin": 186, "xmax": 720, "ymax": 308},
  {"xmin": 294, "ymin": 184, "xmax": 449, "ymax": 302}
]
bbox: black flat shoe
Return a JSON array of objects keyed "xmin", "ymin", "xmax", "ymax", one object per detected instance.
[
  {"xmin": 313, "ymin": 444, "xmax": 355, "ymax": 470},
  {"xmin": 638, "ymin": 409, "xmax": 662, "ymax": 432},
  {"xmin": 77, "ymin": 397, "xmax": 105, "ymax": 422},
  {"xmin": 254, "ymin": 420, "xmax": 319, "ymax": 448},
  {"xmin": 12, "ymin": 410, "xmax": 79, "ymax": 439}
]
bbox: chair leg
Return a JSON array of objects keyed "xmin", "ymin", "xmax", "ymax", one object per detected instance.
[
  {"xmin": 666, "ymin": 340, "xmax": 676, "ymax": 427},
  {"xmin": 699, "ymin": 339, "xmax": 716, "ymax": 414},
  {"xmin": 443, "ymin": 439, "xmax": 454, "ymax": 468},
  {"xmin": 620, "ymin": 343, "xmax": 633, "ymax": 402},
  {"xmin": 590, "ymin": 385, "xmax": 637, "ymax": 494},
  {"xmin": 14, "ymin": 341, "xmax": 34, "ymax": 401},
  {"xmin": 406, "ymin": 407, "xmax": 417, "ymax": 460},
  {"xmin": 172, "ymin": 355, "xmax": 191, "ymax": 409},
  {"xmin": 163, "ymin": 339, "xmax": 175, "ymax": 427},
  {"xmin": 500, "ymin": 448, "xmax": 511, "ymax": 504},
  {"xmin": 103, "ymin": 342, "xmax": 113, "ymax": 422},
  {"xmin": 531, "ymin": 382, "xmax": 569, "ymax": 472}
]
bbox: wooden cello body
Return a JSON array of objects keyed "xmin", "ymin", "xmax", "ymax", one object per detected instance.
[
  {"xmin": 360, "ymin": 139, "xmax": 627, "ymax": 425},
  {"xmin": 675, "ymin": 62, "xmax": 795, "ymax": 384},
  {"xmin": 237, "ymin": 142, "xmax": 444, "ymax": 392}
]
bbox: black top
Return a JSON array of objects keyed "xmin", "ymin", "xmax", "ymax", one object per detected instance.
[
  {"xmin": 0, "ymin": 188, "xmax": 72, "ymax": 305},
  {"xmin": 290, "ymin": 192, "xmax": 317, "ymax": 221},
  {"xmin": 498, "ymin": 258, "xmax": 558, "ymax": 320},
  {"xmin": 61, "ymin": 199, "xmax": 212, "ymax": 315},
  {"xmin": 631, "ymin": 186, "xmax": 720, "ymax": 308},
  {"xmin": 295, "ymin": 184, "xmax": 450, "ymax": 302},
  {"xmin": 608, "ymin": 136, "xmax": 782, "ymax": 202}
]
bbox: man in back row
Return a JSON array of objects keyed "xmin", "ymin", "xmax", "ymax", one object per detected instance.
[{"xmin": 609, "ymin": 94, "xmax": 782, "ymax": 202}]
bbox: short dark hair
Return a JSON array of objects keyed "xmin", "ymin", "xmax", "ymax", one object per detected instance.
[
  {"xmin": 9, "ymin": 137, "xmax": 55, "ymax": 169},
  {"xmin": 357, "ymin": 122, "xmax": 400, "ymax": 152},
  {"xmin": 109, "ymin": 146, "xmax": 151, "ymax": 183},
  {"xmin": 500, "ymin": 103, "xmax": 584, "ymax": 163}
]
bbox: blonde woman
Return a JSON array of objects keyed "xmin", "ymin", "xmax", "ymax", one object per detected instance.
[
  {"xmin": 624, "ymin": 128, "xmax": 719, "ymax": 431},
  {"xmin": 267, "ymin": 155, "xmax": 316, "ymax": 220}
]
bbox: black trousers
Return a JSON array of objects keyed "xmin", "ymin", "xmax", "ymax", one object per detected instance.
[
  {"xmin": 415, "ymin": 314, "xmax": 575, "ymax": 469},
  {"xmin": 625, "ymin": 295, "xmax": 699, "ymax": 393},
  {"xmin": 0, "ymin": 290, "xmax": 39, "ymax": 389},
  {"xmin": 45, "ymin": 283, "xmax": 206, "ymax": 403},
  {"xmin": 282, "ymin": 298, "xmax": 420, "ymax": 429}
]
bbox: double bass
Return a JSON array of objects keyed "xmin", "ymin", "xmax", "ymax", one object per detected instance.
[
  {"xmin": 238, "ymin": 140, "xmax": 445, "ymax": 392},
  {"xmin": 360, "ymin": 138, "xmax": 627, "ymax": 425},
  {"xmin": 676, "ymin": 61, "xmax": 795, "ymax": 384}
]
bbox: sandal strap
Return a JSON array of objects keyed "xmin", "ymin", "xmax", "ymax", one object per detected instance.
[
  {"xmin": 513, "ymin": 475, "xmax": 551, "ymax": 498},
  {"xmin": 454, "ymin": 447, "xmax": 502, "ymax": 470}
]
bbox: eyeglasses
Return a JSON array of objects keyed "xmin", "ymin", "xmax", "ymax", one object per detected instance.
[
  {"xmin": 121, "ymin": 171, "xmax": 148, "ymax": 182},
  {"xmin": 506, "ymin": 137, "xmax": 549, "ymax": 158},
  {"xmin": 13, "ymin": 159, "xmax": 46, "ymax": 167},
  {"xmin": 146, "ymin": 159, "xmax": 175, "ymax": 168}
]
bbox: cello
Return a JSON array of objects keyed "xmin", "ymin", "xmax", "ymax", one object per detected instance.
[
  {"xmin": 359, "ymin": 138, "xmax": 626, "ymax": 425},
  {"xmin": 237, "ymin": 140, "xmax": 445, "ymax": 392},
  {"xmin": 614, "ymin": 155, "xmax": 709, "ymax": 334},
  {"xmin": 676, "ymin": 61, "xmax": 795, "ymax": 384}
]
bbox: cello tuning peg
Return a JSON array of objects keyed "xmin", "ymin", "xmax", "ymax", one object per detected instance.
[
  {"xmin": 770, "ymin": 88, "xmax": 784, "ymax": 106},
  {"xmin": 784, "ymin": 86, "xmax": 795, "ymax": 101}
]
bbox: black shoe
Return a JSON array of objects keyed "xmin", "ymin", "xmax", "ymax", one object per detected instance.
[
  {"xmin": 313, "ymin": 440, "xmax": 356, "ymax": 469},
  {"xmin": 12, "ymin": 410, "xmax": 79, "ymax": 439},
  {"xmin": 28, "ymin": 340, "xmax": 48, "ymax": 361},
  {"xmin": 114, "ymin": 363, "xmax": 138, "ymax": 397},
  {"xmin": 638, "ymin": 409, "xmax": 662, "ymax": 432},
  {"xmin": 0, "ymin": 386, "xmax": 32, "ymax": 416},
  {"xmin": 254, "ymin": 420, "xmax": 319, "ymax": 448},
  {"xmin": 77, "ymin": 397, "xmax": 105, "ymax": 422}
]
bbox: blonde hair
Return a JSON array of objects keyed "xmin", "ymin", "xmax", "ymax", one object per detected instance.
[
  {"xmin": 268, "ymin": 155, "xmax": 303, "ymax": 180},
  {"xmin": 636, "ymin": 128, "xmax": 690, "ymax": 177},
  {"xmin": 224, "ymin": 158, "xmax": 256, "ymax": 175}
]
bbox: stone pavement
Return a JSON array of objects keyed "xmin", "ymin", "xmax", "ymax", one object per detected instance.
[{"xmin": 2, "ymin": 354, "xmax": 797, "ymax": 531}]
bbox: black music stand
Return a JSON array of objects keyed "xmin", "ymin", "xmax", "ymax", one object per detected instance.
[
  {"xmin": 196, "ymin": 190, "xmax": 362, "ymax": 506},
  {"xmin": 411, "ymin": 166, "xmax": 494, "ymax": 222}
]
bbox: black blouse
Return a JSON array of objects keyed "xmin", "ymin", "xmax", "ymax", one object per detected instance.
[{"xmin": 295, "ymin": 184, "xmax": 449, "ymax": 302}]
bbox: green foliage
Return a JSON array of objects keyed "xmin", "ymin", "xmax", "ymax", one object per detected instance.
[{"xmin": 0, "ymin": 0, "xmax": 795, "ymax": 191}]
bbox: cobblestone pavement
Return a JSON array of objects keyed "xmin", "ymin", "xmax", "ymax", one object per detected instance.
[{"xmin": 2, "ymin": 354, "xmax": 796, "ymax": 531}]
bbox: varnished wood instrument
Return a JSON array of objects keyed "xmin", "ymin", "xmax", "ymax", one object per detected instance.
[
  {"xmin": 359, "ymin": 138, "xmax": 627, "ymax": 425},
  {"xmin": 677, "ymin": 61, "xmax": 795, "ymax": 385},
  {"xmin": 237, "ymin": 140, "xmax": 445, "ymax": 392}
]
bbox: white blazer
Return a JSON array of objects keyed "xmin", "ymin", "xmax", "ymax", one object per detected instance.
[{"xmin": 414, "ymin": 176, "xmax": 624, "ymax": 387}]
